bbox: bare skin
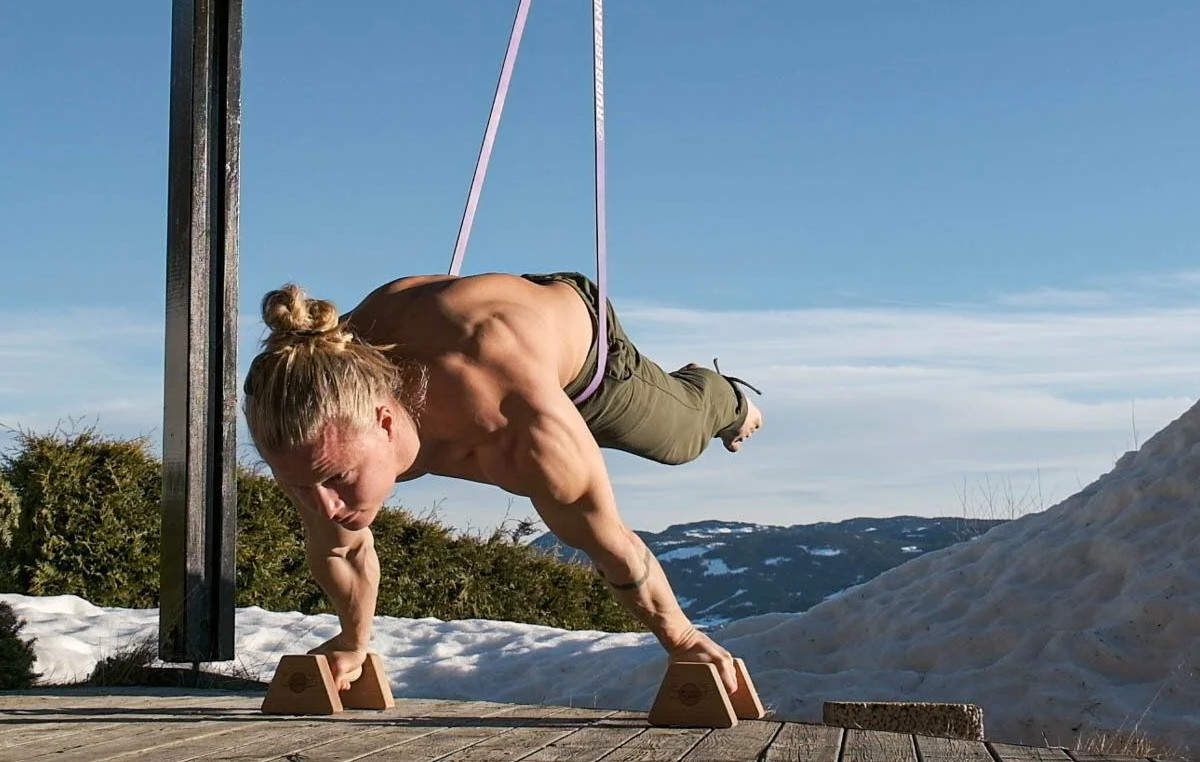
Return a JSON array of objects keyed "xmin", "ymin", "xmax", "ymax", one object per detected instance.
[
  {"xmin": 262, "ymin": 273, "xmax": 762, "ymax": 695},
  {"xmin": 724, "ymin": 402, "xmax": 764, "ymax": 451}
]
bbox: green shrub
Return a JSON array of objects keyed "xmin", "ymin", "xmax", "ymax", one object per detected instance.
[
  {"xmin": 1, "ymin": 427, "xmax": 640, "ymax": 633},
  {"xmin": 370, "ymin": 509, "xmax": 639, "ymax": 631},
  {"xmin": 235, "ymin": 466, "xmax": 326, "ymax": 613},
  {"xmin": 1, "ymin": 428, "xmax": 161, "ymax": 607},
  {"xmin": 0, "ymin": 475, "xmax": 19, "ymax": 592},
  {"xmin": 0, "ymin": 600, "xmax": 40, "ymax": 689}
]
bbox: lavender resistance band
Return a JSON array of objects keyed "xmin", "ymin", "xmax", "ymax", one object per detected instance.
[
  {"xmin": 447, "ymin": 0, "xmax": 530, "ymax": 278},
  {"xmin": 447, "ymin": 0, "xmax": 610, "ymax": 405}
]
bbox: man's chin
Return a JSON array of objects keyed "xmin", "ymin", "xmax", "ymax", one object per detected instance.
[{"xmin": 338, "ymin": 512, "xmax": 376, "ymax": 531}]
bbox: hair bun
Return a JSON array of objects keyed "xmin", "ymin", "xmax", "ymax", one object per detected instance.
[{"xmin": 261, "ymin": 284, "xmax": 343, "ymax": 342}]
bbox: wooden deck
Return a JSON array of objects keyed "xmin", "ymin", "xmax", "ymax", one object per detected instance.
[{"xmin": 0, "ymin": 688, "xmax": 1159, "ymax": 762}]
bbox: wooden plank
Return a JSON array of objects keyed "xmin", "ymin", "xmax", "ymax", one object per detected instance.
[
  {"xmin": 0, "ymin": 703, "xmax": 249, "ymax": 759},
  {"xmin": 915, "ymin": 735, "xmax": 996, "ymax": 762},
  {"xmin": 185, "ymin": 720, "xmax": 360, "ymax": 761},
  {"xmin": 108, "ymin": 720, "xmax": 289, "ymax": 762},
  {"xmin": 989, "ymin": 743, "xmax": 1074, "ymax": 761},
  {"xmin": 762, "ymin": 723, "xmax": 842, "ymax": 762},
  {"xmin": 519, "ymin": 711, "xmax": 648, "ymax": 762},
  {"xmin": 77, "ymin": 696, "xmax": 255, "ymax": 714},
  {"xmin": 24, "ymin": 719, "xmax": 275, "ymax": 762},
  {"xmin": 0, "ymin": 694, "xmax": 1154, "ymax": 762},
  {"xmin": 6, "ymin": 721, "xmax": 167, "ymax": 760},
  {"xmin": 352, "ymin": 702, "xmax": 573, "ymax": 761},
  {"xmin": 130, "ymin": 698, "xmax": 458, "ymax": 762},
  {"xmin": 0, "ymin": 693, "xmax": 257, "ymax": 747},
  {"xmin": 0, "ymin": 721, "xmax": 126, "ymax": 748},
  {"xmin": 256, "ymin": 700, "xmax": 526, "ymax": 762},
  {"xmin": 592, "ymin": 726, "xmax": 711, "ymax": 762},
  {"xmin": 678, "ymin": 720, "xmax": 780, "ymax": 761},
  {"xmin": 434, "ymin": 707, "xmax": 622, "ymax": 761},
  {"xmin": 0, "ymin": 691, "xmax": 255, "ymax": 713},
  {"xmin": 842, "ymin": 728, "xmax": 917, "ymax": 762}
]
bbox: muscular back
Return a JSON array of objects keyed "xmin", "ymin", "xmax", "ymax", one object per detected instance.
[{"xmin": 340, "ymin": 273, "xmax": 596, "ymax": 488}]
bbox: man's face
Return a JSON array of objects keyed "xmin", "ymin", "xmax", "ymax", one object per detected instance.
[{"xmin": 266, "ymin": 415, "xmax": 403, "ymax": 531}]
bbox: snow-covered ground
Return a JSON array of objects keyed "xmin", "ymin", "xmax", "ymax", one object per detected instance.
[{"xmin": 6, "ymin": 400, "xmax": 1200, "ymax": 755}]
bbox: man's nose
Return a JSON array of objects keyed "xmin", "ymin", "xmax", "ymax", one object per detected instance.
[{"xmin": 314, "ymin": 485, "xmax": 343, "ymax": 521}]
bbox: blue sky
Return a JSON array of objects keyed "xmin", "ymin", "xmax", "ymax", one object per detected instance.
[{"xmin": 2, "ymin": 2, "xmax": 1198, "ymax": 533}]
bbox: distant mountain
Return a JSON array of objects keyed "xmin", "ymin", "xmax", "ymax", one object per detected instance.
[{"xmin": 530, "ymin": 516, "xmax": 1006, "ymax": 627}]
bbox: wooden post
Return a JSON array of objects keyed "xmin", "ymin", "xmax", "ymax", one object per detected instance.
[{"xmin": 159, "ymin": 0, "xmax": 242, "ymax": 663}]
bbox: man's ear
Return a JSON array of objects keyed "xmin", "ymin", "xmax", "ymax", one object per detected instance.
[{"xmin": 376, "ymin": 404, "xmax": 396, "ymax": 440}]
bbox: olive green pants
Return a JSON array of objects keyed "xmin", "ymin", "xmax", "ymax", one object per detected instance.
[{"xmin": 522, "ymin": 272, "xmax": 748, "ymax": 466}]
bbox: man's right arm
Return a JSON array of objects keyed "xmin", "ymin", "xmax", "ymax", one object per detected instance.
[{"xmin": 298, "ymin": 506, "xmax": 380, "ymax": 651}]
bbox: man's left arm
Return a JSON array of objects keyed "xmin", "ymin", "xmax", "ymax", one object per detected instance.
[{"xmin": 486, "ymin": 383, "xmax": 740, "ymax": 694}]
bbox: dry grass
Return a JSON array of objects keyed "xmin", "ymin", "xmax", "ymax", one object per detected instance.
[
  {"xmin": 45, "ymin": 636, "xmax": 268, "ymax": 691},
  {"xmin": 1077, "ymin": 726, "xmax": 1189, "ymax": 760}
]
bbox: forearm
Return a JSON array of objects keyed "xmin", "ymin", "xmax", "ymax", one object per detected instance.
[
  {"xmin": 593, "ymin": 530, "xmax": 696, "ymax": 650},
  {"xmin": 307, "ymin": 538, "xmax": 380, "ymax": 650}
]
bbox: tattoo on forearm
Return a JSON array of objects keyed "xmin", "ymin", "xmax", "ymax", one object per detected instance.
[{"xmin": 598, "ymin": 547, "xmax": 653, "ymax": 590}]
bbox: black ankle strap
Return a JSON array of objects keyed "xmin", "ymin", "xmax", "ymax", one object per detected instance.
[{"xmin": 713, "ymin": 357, "xmax": 763, "ymax": 396}]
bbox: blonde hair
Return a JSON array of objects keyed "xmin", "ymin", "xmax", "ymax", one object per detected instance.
[{"xmin": 242, "ymin": 284, "xmax": 424, "ymax": 452}]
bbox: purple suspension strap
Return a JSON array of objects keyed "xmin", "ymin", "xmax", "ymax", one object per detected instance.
[
  {"xmin": 576, "ymin": 0, "xmax": 609, "ymax": 404},
  {"xmin": 447, "ymin": 0, "xmax": 532, "ymax": 278},
  {"xmin": 447, "ymin": 0, "xmax": 610, "ymax": 405}
]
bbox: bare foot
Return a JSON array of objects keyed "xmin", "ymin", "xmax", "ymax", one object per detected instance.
[{"xmin": 722, "ymin": 395, "xmax": 763, "ymax": 452}]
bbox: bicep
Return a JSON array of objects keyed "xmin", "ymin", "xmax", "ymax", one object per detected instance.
[
  {"xmin": 515, "ymin": 400, "xmax": 601, "ymax": 507},
  {"xmin": 496, "ymin": 387, "xmax": 625, "ymax": 548}
]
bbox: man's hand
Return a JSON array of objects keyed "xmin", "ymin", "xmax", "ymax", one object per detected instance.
[
  {"xmin": 666, "ymin": 626, "xmax": 739, "ymax": 696},
  {"xmin": 308, "ymin": 633, "xmax": 369, "ymax": 691}
]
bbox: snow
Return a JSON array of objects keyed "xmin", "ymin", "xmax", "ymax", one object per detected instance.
[
  {"xmin": 684, "ymin": 525, "xmax": 760, "ymax": 536},
  {"xmin": 763, "ymin": 556, "xmax": 790, "ymax": 566},
  {"xmin": 808, "ymin": 547, "xmax": 843, "ymax": 557},
  {"xmin": 901, "ymin": 546, "xmax": 922, "ymax": 553},
  {"xmin": 6, "ymin": 400, "xmax": 1200, "ymax": 753},
  {"xmin": 656, "ymin": 545, "xmax": 710, "ymax": 562},
  {"xmin": 701, "ymin": 559, "xmax": 749, "ymax": 576}
]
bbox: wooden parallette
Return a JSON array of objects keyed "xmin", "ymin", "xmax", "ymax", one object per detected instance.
[
  {"xmin": 648, "ymin": 657, "xmax": 766, "ymax": 728},
  {"xmin": 261, "ymin": 653, "xmax": 395, "ymax": 715}
]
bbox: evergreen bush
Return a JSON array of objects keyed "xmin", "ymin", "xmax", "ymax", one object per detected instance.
[
  {"xmin": 1, "ymin": 428, "xmax": 640, "ymax": 632},
  {"xmin": 370, "ymin": 508, "xmax": 638, "ymax": 631},
  {"xmin": 235, "ymin": 466, "xmax": 326, "ymax": 613},
  {"xmin": 0, "ymin": 475, "xmax": 19, "ymax": 592},
  {"xmin": 0, "ymin": 600, "xmax": 40, "ymax": 689},
  {"xmin": 1, "ymin": 429, "xmax": 161, "ymax": 607}
]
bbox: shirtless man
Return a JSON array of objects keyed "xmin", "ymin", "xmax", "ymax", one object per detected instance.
[{"xmin": 241, "ymin": 271, "xmax": 763, "ymax": 697}]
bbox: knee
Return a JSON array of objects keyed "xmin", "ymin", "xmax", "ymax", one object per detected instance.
[{"xmin": 652, "ymin": 435, "xmax": 711, "ymax": 466}]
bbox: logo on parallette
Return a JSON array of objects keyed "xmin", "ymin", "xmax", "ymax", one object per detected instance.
[
  {"xmin": 289, "ymin": 671, "xmax": 311, "ymax": 693},
  {"xmin": 677, "ymin": 682, "xmax": 703, "ymax": 706}
]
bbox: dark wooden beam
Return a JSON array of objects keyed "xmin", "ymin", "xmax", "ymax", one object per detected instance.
[{"xmin": 160, "ymin": 0, "xmax": 242, "ymax": 663}]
